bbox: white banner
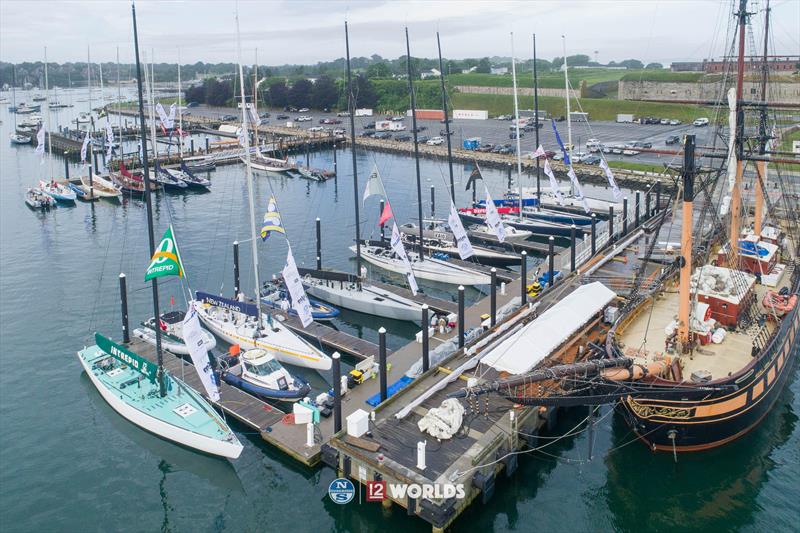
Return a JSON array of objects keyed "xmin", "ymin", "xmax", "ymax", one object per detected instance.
[
  {"xmin": 567, "ymin": 167, "xmax": 591, "ymax": 213},
  {"xmin": 105, "ymin": 122, "xmax": 114, "ymax": 158},
  {"xmin": 155, "ymin": 102, "xmax": 169, "ymax": 126},
  {"xmin": 390, "ymin": 222, "xmax": 418, "ymax": 295},
  {"xmin": 598, "ymin": 158, "xmax": 623, "ymax": 200},
  {"xmin": 448, "ymin": 203, "xmax": 474, "ymax": 260},
  {"xmin": 237, "ymin": 125, "xmax": 247, "ymax": 148},
  {"xmin": 35, "ymin": 126, "xmax": 45, "ymax": 156},
  {"xmin": 543, "ymin": 159, "xmax": 564, "ymax": 205},
  {"xmin": 484, "ymin": 187, "xmax": 506, "ymax": 243},
  {"xmin": 182, "ymin": 303, "xmax": 220, "ymax": 402},
  {"xmin": 80, "ymin": 131, "xmax": 91, "ymax": 166},
  {"xmin": 248, "ymin": 106, "xmax": 261, "ymax": 127},
  {"xmin": 282, "ymin": 245, "xmax": 314, "ymax": 327},
  {"xmin": 166, "ymin": 103, "xmax": 176, "ymax": 129},
  {"xmin": 531, "ymin": 144, "xmax": 546, "ymax": 159}
]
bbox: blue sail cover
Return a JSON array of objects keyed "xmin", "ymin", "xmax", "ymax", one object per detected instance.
[{"xmin": 196, "ymin": 291, "xmax": 258, "ymax": 317}]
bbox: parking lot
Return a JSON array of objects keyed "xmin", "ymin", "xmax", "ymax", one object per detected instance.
[{"xmin": 187, "ymin": 104, "xmax": 718, "ymax": 166}]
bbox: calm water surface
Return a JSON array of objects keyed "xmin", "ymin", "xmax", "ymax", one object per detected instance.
[{"xmin": 0, "ymin": 90, "xmax": 797, "ymax": 532}]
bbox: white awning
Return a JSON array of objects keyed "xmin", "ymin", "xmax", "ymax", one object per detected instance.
[{"xmin": 482, "ymin": 282, "xmax": 616, "ymax": 375}]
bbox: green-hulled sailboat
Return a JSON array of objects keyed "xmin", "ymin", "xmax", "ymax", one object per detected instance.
[{"xmin": 77, "ymin": 2, "xmax": 242, "ymax": 460}]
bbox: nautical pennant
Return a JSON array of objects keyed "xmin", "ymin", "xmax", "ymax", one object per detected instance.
[
  {"xmin": 145, "ymin": 225, "xmax": 185, "ymax": 281},
  {"xmin": 599, "ymin": 158, "xmax": 623, "ymax": 201},
  {"xmin": 282, "ymin": 245, "xmax": 314, "ymax": 327},
  {"xmin": 80, "ymin": 131, "xmax": 91, "ymax": 167},
  {"xmin": 378, "ymin": 201, "xmax": 394, "ymax": 226},
  {"xmin": 261, "ymin": 195, "xmax": 286, "ymax": 241},
  {"xmin": 484, "ymin": 186, "xmax": 507, "ymax": 243},
  {"xmin": 448, "ymin": 202, "xmax": 475, "ymax": 259},
  {"xmin": 465, "ymin": 165, "xmax": 483, "ymax": 191},
  {"xmin": 531, "ymin": 145, "xmax": 547, "ymax": 159},
  {"xmin": 551, "ymin": 119, "xmax": 570, "ymax": 165},
  {"xmin": 543, "ymin": 159, "xmax": 564, "ymax": 205},
  {"xmin": 390, "ymin": 222, "xmax": 418, "ymax": 295},
  {"xmin": 566, "ymin": 167, "xmax": 591, "ymax": 213},
  {"xmin": 105, "ymin": 122, "xmax": 114, "ymax": 158},
  {"xmin": 35, "ymin": 126, "xmax": 46, "ymax": 159},
  {"xmin": 182, "ymin": 302, "xmax": 220, "ymax": 402}
]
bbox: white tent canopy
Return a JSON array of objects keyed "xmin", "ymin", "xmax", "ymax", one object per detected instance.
[{"xmin": 482, "ymin": 282, "xmax": 616, "ymax": 375}]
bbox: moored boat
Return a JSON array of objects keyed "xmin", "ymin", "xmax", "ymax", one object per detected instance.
[
  {"xmin": 25, "ymin": 187, "xmax": 56, "ymax": 209},
  {"xmin": 217, "ymin": 348, "xmax": 311, "ymax": 402},
  {"xmin": 39, "ymin": 179, "xmax": 77, "ymax": 202}
]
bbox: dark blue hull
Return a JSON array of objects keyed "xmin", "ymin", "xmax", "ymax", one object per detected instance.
[{"xmin": 220, "ymin": 371, "xmax": 311, "ymax": 401}]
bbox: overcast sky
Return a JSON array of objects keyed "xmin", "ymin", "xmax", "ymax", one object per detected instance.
[{"xmin": 1, "ymin": 0, "xmax": 798, "ymax": 66}]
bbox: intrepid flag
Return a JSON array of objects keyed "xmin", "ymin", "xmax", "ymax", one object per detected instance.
[
  {"xmin": 182, "ymin": 303, "xmax": 220, "ymax": 402},
  {"xmin": 599, "ymin": 158, "xmax": 623, "ymax": 201},
  {"xmin": 465, "ymin": 165, "xmax": 483, "ymax": 191},
  {"xmin": 484, "ymin": 186, "xmax": 507, "ymax": 243},
  {"xmin": 80, "ymin": 131, "xmax": 91, "ymax": 167},
  {"xmin": 567, "ymin": 167, "xmax": 591, "ymax": 213},
  {"xmin": 448, "ymin": 202, "xmax": 475, "ymax": 259},
  {"xmin": 390, "ymin": 222, "xmax": 419, "ymax": 295},
  {"xmin": 261, "ymin": 195, "xmax": 286, "ymax": 241},
  {"xmin": 551, "ymin": 119, "xmax": 570, "ymax": 165},
  {"xmin": 543, "ymin": 159, "xmax": 564, "ymax": 205},
  {"xmin": 362, "ymin": 166, "xmax": 387, "ymax": 204},
  {"xmin": 105, "ymin": 122, "xmax": 114, "ymax": 158},
  {"xmin": 282, "ymin": 245, "xmax": 314, "ymax": 327},
  {"xmin": 145, "ymin": 225, "xmax": 185, "ymax": 281},
  {"xmin": 378, "ymin": 201, "xmax": 394, "ymax": 226},
  {"xmin": 35, "ymin": 126, "xmax": 46, "ymax": 157},
  {"xmin": 531, "ymin": 145, "xmax": 547, "ymax": 159}
]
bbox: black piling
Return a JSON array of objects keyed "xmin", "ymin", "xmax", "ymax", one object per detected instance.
[
  {"xmin": 63, "ymin": 152, "xmax": 69, "ymax": 181},
  {"xmin": 609, "ymin": 206, "xmax": 615, "ymax": 239},
  {"xmin": 378, "ymin": 327, "xmax": 387, "ymax": 403},
  {"xmin": 507, "ymin": 163, "xmax": 512, "ymax": 191},
  {"xmin": 233, "ymin": 241, "xmax": 241, "ymax": 297},
  {"xmin": 591, "ymin": 214, "xmax": 597, "ymax": 254},
  {"xmin": 570, "ymin": 225, "xmax": 577, "ymax": 271},
  {"xmin": 548, "ymin": 236, "xmax": 555, "ymax": 287},
  {"xmin": 655, "ymin": 180, "xmax": 661, "ymax": 214},
  {"xmin": 332, "ymin": 142, "xmax": 337, "ymax": 177},
  {"xmin": 421, "ymin": 304, "xmax": 430, "ymax": 373},
  {"xmin": 119, "ymin": 273, "xmax": 130, "ymax": 343},
  {"xmin": 458, "ymin": 285, "xmax": 465, "ymax": 350},
  {"xmin": 190, "ymin": 138, "xmax": 195, "ymax": 155},
  {"xmin": 316, "ymin": 218, "xmax": 322, "ymax": 270},
  {"xmin": 205, "ymin": 137, "xmax": 209, "ymax": 154},
  {"xmin": 332, "ymin": 352, "xmax": 342, "ymax": 433},
  {"xmin": 520, "ymin": 250, "xmax": 528, "ymax": 306},
  {"xmin": 93, "ymin": 150, "xmax": 99, "ymax": 172},
  {"xmin": 623, "ymin": 197, "xmax": 629, "ymax": 236},
  {"xmin": 646, "ymin": 191, "xmax": 652, "ymax": 220},
  {"xmin": 490, "ymin": 268, "xmax": 497, "ymax": 327},
  {"xmin": 305, "ymin": 141, "xmax": 310, "ymax": 167},
  {"xmin": 635, "ymin": 191, "xmax": 641, "ymax": 228},
  {"xmin": 430, "ymin": 186, "xmax": 435, "ymax": 221},
  {"xmin": 379, "ymin": 199, "xmax": 386, "ymax": 242}
]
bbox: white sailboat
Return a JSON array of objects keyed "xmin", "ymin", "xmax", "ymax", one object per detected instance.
[{"xmin": 353, "ymin": 244, "xmax": 491, "ymax": 286}]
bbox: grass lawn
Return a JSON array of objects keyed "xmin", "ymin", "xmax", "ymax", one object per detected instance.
[
  {"xmin": 606, "ymin": 160, "xmax": 668, "ymax": 173},
  {"xmin": 779, "ymin": 128, "xmax": 800, "ymax": 153},
  {"xmin": 449, "ymin": 69, "xmax": 643, "ymax": 89},
  {"xmin": 450, "ymin": 92, "xmax": 710, "ymax": 122}
]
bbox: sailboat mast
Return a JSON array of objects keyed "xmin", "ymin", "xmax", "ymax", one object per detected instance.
[
  {"xmin": 117, "ymin": 46, "xmax": 122, "ymax": 158},
  {"xmin": 677, "ymin": 135, "xmax": 696, "ymax": 353},
  {"xmin": 754, "ymin": 0, "xmax": 770, "ymax": 237},
  {"xmin": 131, "ymin": 2, "xmax": 166, "ymax": 397},
  {"xmin": 146, "ymin": 54, "xmax": 158, "ymax": 161},
  {"xmin": 533, "ymin": 34, "xmax": 541, "ymax": 206},
  {"xmin": 44, "ymin": 46, "xmax": 54, "ymax": 180},
  {"xmin": 12, "ymin": 65, "xmax": 16, "ymax": 130},
  {"xmin": 344, "ymin": 21, "xmax": 362, "ymax": 278},
  {"xmin": 510, "ymin": 33, "xmax": 523, "ymax": 218},
  {"xmin": 728, "ymin": 0, "xmax": 749, "ymax": 268},
  {"xmin": 405, "ymin": 27, "xmax": 424, "ymax": 261},
  {"xmin": 87, "ymin": 46, "xmax": 92, "ymax": 119},
  {"xmin": 253, "ymin": 48, "xmax": 259, "ymax": 151},
  {"xmin": 436, "ymin": 32, "xmax": 455, "ymax": 203},
  {"xmin": 178, "ymin": 49, "xmax": 183, "ymax": 158},
  {"xmin": 562, "ymin": 36, "xmax": 573, "ymax": 164},
  {"xmin": 235, "ymin": 7, "xmax": 262, "ymax": 322}
]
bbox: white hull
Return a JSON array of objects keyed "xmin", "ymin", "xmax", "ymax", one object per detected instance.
[
  {"xmin": 305, "ymin": 279, "xmax": 423, "ymax": 322},
  {"xmin": 241, "ymin": 155, "xmax": 293, "ymax": 173},
  {"xmin": 132, "ymin": 327, "xmax": 217, "ymax": 355},
  {"xmin": 353, "ymin": 245, "xmax": 491, "ymax": 286},
  {"xmin": 77, "ymin": 352, "xmax": 243, "ymax": 459},
  {"xmin": 81, "ymin": 174, "xmax": 122, "ymax": 198},
  {"xmin": 196, "ymin": 304, "xmax": 331, "ymax": 370}
]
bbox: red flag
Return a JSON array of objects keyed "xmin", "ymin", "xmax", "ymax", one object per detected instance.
[
  {"xmin": 170, "ymin": 295, "xmax": 175, "ymax": 306},
  {"xmin": 378, "ymin": 201, "xmax": 394, "ymax": 226}
]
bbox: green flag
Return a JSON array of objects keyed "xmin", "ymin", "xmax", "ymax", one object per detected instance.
[
  {"xmin": 145, "ymin": 225, "xmax": 185, "ymax": 281},
  {"xmin": 95, "ymin": 332, "xmax": 159, "ymax": 383}
]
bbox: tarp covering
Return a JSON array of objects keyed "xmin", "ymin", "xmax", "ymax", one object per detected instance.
[{"xmin": 481, "ymin": 282, "xmax": 616, "ymax": 375}]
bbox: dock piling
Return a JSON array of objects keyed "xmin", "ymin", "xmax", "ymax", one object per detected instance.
[
  {"xmin": 332, "ymin": 352, "xmax": 342, "ymax": 433},
  {"xmin": 646, "ymin": 191, "xmax": 652, "ymax": 220},
  {"xmin": 63, "ymin": 152, "xmax": 69, "ymax": 181},
  {"xmin": 205, "ymin": 138, "xmax": 209, "ymax": 154},
  {"xmin": 655, "ymin": 180, "xmax": 661, "ymax": 214},
  {"xmin": 458, "ymin": 286, "xmax": 465, "ymax": 349},
  {"xmin": 316, "ymin": 218, "xmax": 322, "ymax": 270},
  {"xmin": 119, "ymin": 273, "xmax": 130, "ymax": 343},
  {"xmin": 520, "ymin": 251, "xmax": 527, "ymax": 306},
  {"xmin": 332, "ymin": 142, "xmax": 337, "ymax": 176},
  {"xmin": 305, "ymin": 141, "xmax": 310, "ymax": 167},
  {"xmin": 570, "ymin": 225, "xmax": 577, "ymax": 271},
  {"xmin": 548, "ymin": 236, "xmax": 555, "ymax": 287},
  {"xmin": 506, "ymin": 163, "xmax": 512, "ymax": 190},
  {"xmin": 233, "ymin": 241, "xmax": 240, "ymax": 297},
  {"xmin": 490, "ymin": 268, "xmax": 497, "ymax": 326},
  {"xmin": 623, "ymin": 197, "xmax": 629, "ymax": 236},
  {"xmin": 190, "ymin": 139, "xmax": 194, "ymax": 155},
  {"xmin": 416, "ymin": 441, "xmax": 427, "ymax": 470},
  {"xmin": 591, "ymin": 214, "xmax": 597, "ymax": 254},
  {"xmin": 92, "ymin": 150, "xmax": 99, "ymax": 173},
  {"xmin": 378, "ymin": 328, "xmax": 387, "ymax": 403},
  {"xmin": 421, "ymin": 304, "xmax": 430, "ymax": 372},
  {"xmin": 430, "ymin": 185, "xmax": 435, "ymax": 222},
  {"xmin": 609, "ymin": 206, "xmax": 615, "ymax": 240},
  {"xmin": 635, "ymin": 191, "xmax": 641, "ymax": 228}
]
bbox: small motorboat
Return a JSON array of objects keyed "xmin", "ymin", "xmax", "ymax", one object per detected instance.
[
  {"xmin": 217, "ymin": 348, "xmax": 311, "ymax": 402},
  {"xmin": 32, "ymin": 94, "xmax": 46, "ymax": 102},
  {"xmin": 9, "ymin": 133, "xmax": 32, "ymax": 145},
  {"xmin": 133, "ymin": 311, "xmax": 217, "ymax": 355},
  {"xmin": 39, "ymin": 180, "xmax": 77, "ymax": 202},
  {"xmin": 260, "ymin": 280, "xmax": 340, "ymax": 321},
  {"xmin": 25, "ymin": 188, "xmax": 56, "ymax": 209},
  {"xmin": 72, "ymin": 112, "xmax": 92, "ymax": 124},
  {"xmin": 181, "ymin": 157, "xmax": 216, "ymax": 172}
]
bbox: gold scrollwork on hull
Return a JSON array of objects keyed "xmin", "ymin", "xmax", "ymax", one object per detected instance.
[{"xmin": 626, "ymin": 397, "xmax": 695, "ymax": 420}]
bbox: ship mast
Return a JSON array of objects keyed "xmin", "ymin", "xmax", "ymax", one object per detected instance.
[
  {"xmin": 754, "ymin": 0, "xmax": 770, "ymax": 237},
  {"xmin": 727, "ymin": 0, "xmax": 750, "ymax": 268},
  {"xmin": 405, "ymin": 27, "xmax": 425, "ymax": 261},
  {"xmin": 677, "ymin": 135, "xmax": 696, "ymax": 353},
  {"xmin": 344, "ymin": 21, "xmax": 362, "ymax": 279}
]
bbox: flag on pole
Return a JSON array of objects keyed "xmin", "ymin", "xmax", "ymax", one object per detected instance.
[
  {"xmin": 531, "ymin": 145, "xmax": 547, "ymax": 159},
  {"xmin": 543, "ymin": 159, "xmax": 564, "ymax": 205},
  {"xmin": 282, "ymin": 245, "xmax": 314, "ymax": 327},
  {"xmin": 80, "ymin": 131, "xmax": 91, "ymax": 167},
  {"xmin": 465, "ymin": 165, "xmax": 483, "ymax": 191},
  {"xmin": 248, "ymin": 106, "xmax": 261, "ymax": 127},
  {"xmin": 182, "ymin": 302, "xmax": 220, "ymax": 402},
  {"xmin": 35, "ymin": 126, "xmax": 46, "ymax": 157},
  {"xmin": 484, "ymin": 186, "xmax": 507, "ymax": 243},
  {"xmin": 362, "ymin": 166, "xmax": 387, "ymax": 203},
  {"xmin": 261, "ymin": 195, "xmax": 286, "ymax": 241},
  {"xmin": 390, "ymin": 222, "xmax": 418, "ymax": 295},
  {"xmin": 567, "ymin": 167, "xmax": 591, "ymax": 213},
  {"xmin": 155, "ymin": 102, "xmax": 169, "ymax": 126},
  {"xmin": 237, "ymin": 125, "xmax": 247, "ymax": 148},
  {"xmin": 145, "ymin": 225, "xmax": 185, "ymax": 281},
  {"xmin": 599, "ymin": 158, "xmax": 623, "ymax": 200},
  {"xmin": 166, "ymin": 103, "xmax": 176, "ymax": 129},
  {"xmin": 551, "ymin": 119, "xmax": 570, "ymax": 165},
  {"xmin": 448, "ymin": 203, "xmax": 475, "ymax": 259},
  {"xmin": 378, "ymin": 201, "xmax": 394, "ymax": 226},
  {"xmin": 105, "ymin": 122, "xmax": 114, "ymax": 158}
]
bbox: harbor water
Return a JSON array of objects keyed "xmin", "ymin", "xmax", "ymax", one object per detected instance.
[{"xmin": 1, "ymin": 90, "xmax": 798, "ymax": 532}]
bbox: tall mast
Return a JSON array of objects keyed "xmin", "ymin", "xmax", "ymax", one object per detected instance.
[
  {"xmin": 405, "ymin": 27, "xmax": 424, "ymax": 261},
  {"xmin": 99, "ymin": 59, "xmax": 105, "ymax": 161},
  {"xmin": 11, "ymin": 64, "xmax": 16, "ymax": 130},
  {"xmin": 677, "ymin": 134, "xmax": 696, "ymax": 354},
  {"xmin": 728, "ymin": 0, "xmax": 750, "ymax": 268},
  {"xmin": 754, "ymin": 0, "xmax": 770, "ymax": 237},
  {"xmin": 178, "ymin": 49, "xmax": 183, "ymax": 158},
  {"xmin": 533, "ymin": 33, "xmax": 541, "ymax": 207},
  {"xmin": 87, "ymin": 46, "xmax": 92, "ymax": 119},
  {"xmin": 147, "ymin": 53, "xmax": 158, "ymax": 161},
  {"xmin": 562, "ymin": 36, "xmax": 573, "ymax": 167},
  {"xmin": 235, "ymin": 6, "xmax": 262, "ymax": 323},
  {"xmin": 253, "ymin": 48, "xmax": 259, "ymax": 151},
  {"xmin": 344, "ymin": 21, "xmax": 362, "ymax": 277},
  {"xmin": 510, "ymin": 33, "xmax": 523, "ymax": 219},
  {"xmin": 116, "ymin": 46, "xmax": 122, "ymax": 158},
  {"xmin": 44, "ymin": 47, "xmax": 54, "ymax": 180},
  {"xmin": 131, "ymin": 2, "xmax": 166, "ymax": 397},
  {"xmin": 436, "ymin": 32, "xmax": 455, "ymax": 203}
]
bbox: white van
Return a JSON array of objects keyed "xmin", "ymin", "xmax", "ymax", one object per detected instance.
[{"xmin": 693, "ymin": 117, "xmax": 709, "ymax": 127}]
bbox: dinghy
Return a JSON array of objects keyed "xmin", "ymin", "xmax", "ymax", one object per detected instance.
[
  {"xmin": 133, "ymin": 310, "xmax": 217, "ymax": 355},
  {"xmin": 217, "ymin": 348, "xmax": 311, "ymax": 402},
  {"xmin": 39, "ymin": 180, "xmax": 77, "ymax": 202},
  {"xmin": 10, "ymin": 133, "xmax": 31, "ymax": 144},
  {"xmin": 25, "ymin": 187, "xmax": 56, "ymax": 209}
]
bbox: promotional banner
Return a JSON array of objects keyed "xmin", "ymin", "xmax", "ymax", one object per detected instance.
[
  {"xmin": 543, "ymin": 159, "xmax": 564, "ymax": 205},
  {"xmin": 567, "ymin": 167, "xmax": 591, "ymax": 213},
  {"xmin": 390, "ymin": 222, "xmax": 418, "ymax": 295},
  {"xmin": 95, "ymin": 332, "xmax": 158, "ymax": 383},
  {"xmin": 599, "ymin": 158, "xmax": 623, "ymax": 200},
  {"xmin": 81, "ymin": 131, "xmax": 91, "ymax": 166},
  {"xmin": 166, "ymin": 103, "xmax": 177, "ymax": 129},
  {"xmin": 155, "ymin": 102, "xmax": 169, "ymax": 127},
  {"xmin": 484, "ymin": 187, "xmax": 507, "ymax": 243},
  {"xmin": 531, "ymin": 145, "xmax": 547, "ymax": 159},
  {"xmin": 282, "ymin": 246, "xmax": 314, "ymax": 327},
  {"xmin": 35, "ymin": 126, "xmax": 45, "ymax": 156},
  {"xmin": 145, "ymin": 225, "xmax": 185, "ymax": 281},
  {"xmin": 448, "ymin": 203, "xmax": 475, "ymax": 259},
  {"xmin": 551, "ymin": 119, "xmax": 571, "ymax": 165},
  {"xmin": 105, "ymin": 122, "xmax": 115, "ymax": 158},
  {"xmin": 261, "ymin": 195, "xmax": 286, "ymax": 241},
  {"xmin": 182, "ymin": 303, "xmax": 220, "ymax": 402}
]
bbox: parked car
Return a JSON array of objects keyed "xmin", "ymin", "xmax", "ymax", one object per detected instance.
[
  {"xmin": 412, "ymin": 126, "xmax": 427, "ymax": 133},
  {"xmin": 296, "ymin": 115, "xmax": 312, "ymax": 122},
  {"xmin": 666, "ymin": 135, "xmax": 681, "ymax": 145},
  {"xmin": 308, "ymin": 126, "xmax": 324, "ymax": 132},
  {"xmin": 552, "ymin": 152, "xmax": 564, "ymax": 161},
  {"xmin": 426, "ymin": 136, "xmax": 444, "ymax": 146},
  {"xmin": 298, "ymin": 108, "xmax": 309, "ymax": 113},
  {"xmin": 623, "ymin": 149, "xmax": 640, "ymax": 156},
  {"xmin": 509, "ymin": 131, "xmax": 524, "ymax": 139},
  {"xmin": 581, "ymin": 155, "xmax": 601, "ymax": 165},
  {"xmin": 669, "ymin": 119, "xmax": 681, "ymax": 125},
  {"xmin": 364, "ymin": 123, "xmax": 375, "ymax": 130},
  {"xmin": 418, "ymin": 135, "xmax": 430, "ymax": 143},
  {"xmin": 221, "ymin": 114, "xmax": 237, "ymax": 121},
  {"xmin": 660, "ymin": 118, "xmax": 670, "ymax": 125},
  {"xmin": 477, "ymin": 143, "xmax": 495, "ymax": 152},
  {"xmin": 395, "ymin": 134, "xmax": 412, "ymax": 142},
  {"xmin": 439, "ymin": 129, "xmax": 454, "ymax": 136},
  {"xmin": 498, "ymin": 146, "xmax": 514, "ymax": 155},
  {"xmin": 374, "ymin": 132, "xmax": 392, "ymax": 139},
  {"xmin": 360, "ymin": 131, "xmax": 375, "ymax": 138},
  {"xmin": 337, "ymin": 111, "xmax": 350, "ymax": 117},
  {"xmin": 693, "ymin": 117, "xmax": 709, "ymax": 126},
  {"xmin": 332, "ymin": 128, "xmax": 346, "ymax": 135},
  {"xmin": 276, "ymin": 114, "xmax": 289, "ymax": 120},
  {"xmin": 320, "ymin": 118, "xmax": 332, "ymax": 124},
  {"xmin": 391, "ymin": 116, "xmax": 404, "ymax": 122},
  {"xmin": 330, "ymin": 119, "xmax": 342, "ymax": 124},
  {"xmin": 186, "ymin": 101, "xmax": 199, "ymax": 108},
  {"xmin": 259, "ymin": 112, "xmax": 270, "ymax": 118}
]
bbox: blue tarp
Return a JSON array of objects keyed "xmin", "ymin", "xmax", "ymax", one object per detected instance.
[
  {"xmin": 366, "ymin": 376, "xmax": 414, "ymax": 407},
  {"xmin": 738, "ymin": 240, "xmax": 769, "ymax": 257}
]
